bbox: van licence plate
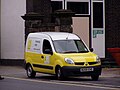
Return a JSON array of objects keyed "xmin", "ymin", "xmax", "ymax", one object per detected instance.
[{"xmin": 80, "ymin": 68, "xmax": 94, "ymax": 72}]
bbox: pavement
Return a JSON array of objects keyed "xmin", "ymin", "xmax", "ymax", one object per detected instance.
[{"xmin": 0, "ymin": 66, "xmax": 120, "ymax": 78}]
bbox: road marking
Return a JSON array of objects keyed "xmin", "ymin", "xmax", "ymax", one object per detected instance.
[
  {"xmin": 4, "ymin": 76, "xmax": 120, "ymax": 90},
  {"xmin": 54, "ymin": 80, "xmax": 120, "ymax": 88}
]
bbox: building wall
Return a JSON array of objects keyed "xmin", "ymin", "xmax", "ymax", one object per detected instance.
[
  {"xmin": 0, "ymin": 0, "xmax": 106, "ymax": 61},
  {"xmin": 105, "ymin": 0, "xmax": 120, "ymax": 57},
  {"xmin": 0, "ymin": 0, "xmax": 1, "ymax": 59},
  {"xmin": 1, "ymin": 0, "xmax": 26, "ymax": 59},
  {"xmin": 72, "ymin": 17, "xmax": 89, "ymax": 47},
  {"xmin": 105, "ymin": 0, "xmax": 120, "ymax": 48}
]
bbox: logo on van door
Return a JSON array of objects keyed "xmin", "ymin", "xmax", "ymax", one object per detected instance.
[
  {"xmin": 27, "ymin": 38, "xmax": 41, "ymax": 53},
  {"xmin": 44, "ymin": 56, "xmax": 50, "ymax": 64}
]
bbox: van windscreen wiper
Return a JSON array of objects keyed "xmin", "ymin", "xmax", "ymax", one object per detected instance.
[{"xmin": 63, "ymin": 51, "xmax": 78, "ymax": 53}]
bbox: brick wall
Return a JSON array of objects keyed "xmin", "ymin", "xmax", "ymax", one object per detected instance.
[{"xmin": 105, "ymin": 0, "xmax": 120, "ymax": 48}]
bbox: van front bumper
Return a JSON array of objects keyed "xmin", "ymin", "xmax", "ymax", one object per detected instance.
[{"xmin": 61, "ymin": 65, "xmax": 102, "ymax": 77}]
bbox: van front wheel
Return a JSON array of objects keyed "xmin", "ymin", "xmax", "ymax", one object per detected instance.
[
  {"xmin": 26, "ymin": 65, "xmax": 36, "ymax": 78},
  {"xmin": 56, "ymin": 67, "xmax": 64, "ymax": 80},
  {"xmin": 91, "ymin": 75, "xmax": 99, "ymax": 81}
]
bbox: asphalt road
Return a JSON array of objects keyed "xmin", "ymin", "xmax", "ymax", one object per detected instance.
[{"xmin": 0, "ymin": 66, "xmax": 120, "ymax": 90}]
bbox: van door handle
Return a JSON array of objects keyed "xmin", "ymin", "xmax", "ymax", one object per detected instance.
[{"xmin": 41, "ymin": 56, "xmax": 44, "ymax": 59}]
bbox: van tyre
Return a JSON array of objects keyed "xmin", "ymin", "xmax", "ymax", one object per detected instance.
[
  {"xmin": 56, "ymin": 67, "xmax": 64, "ymax": 80},
  {"xmin": 91, "ymin": 75, "xmax": 99, "ymax": 81},
  {"xmin": 26, "ymin": 65, "xmax": 36, "ymax": 78}
]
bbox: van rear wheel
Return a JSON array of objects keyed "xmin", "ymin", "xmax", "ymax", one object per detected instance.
[{"xmin": 26, "ymin": 65, "xmax": 36, "ymax": 78}]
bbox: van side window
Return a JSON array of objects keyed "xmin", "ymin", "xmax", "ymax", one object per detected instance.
[{"xmin": 43, "ymin": 40, "xmax": 52, "ymax": 54}]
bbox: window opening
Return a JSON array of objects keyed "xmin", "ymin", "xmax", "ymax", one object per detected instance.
[{"xmin": 43, "ymin": 40, "xmax": 52, "ymax": 54}]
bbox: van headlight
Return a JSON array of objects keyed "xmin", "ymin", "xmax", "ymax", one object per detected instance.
[
  {"xmin": 96, "ymin": 56, "xmax": 101, "ymax": 63},
  {"xmin": 65, "ymin": 58, "xmax": 74, "ymax": 64}
]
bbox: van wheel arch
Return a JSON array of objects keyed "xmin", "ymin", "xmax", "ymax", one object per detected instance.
[{"xmin": 25, "ymin": 63, "xmax": 31, "ymax": 70}]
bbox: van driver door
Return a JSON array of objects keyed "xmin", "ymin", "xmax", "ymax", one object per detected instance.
[{"xmin": 41, "ymin": 39, "xmax": 54, "ymax": 73}]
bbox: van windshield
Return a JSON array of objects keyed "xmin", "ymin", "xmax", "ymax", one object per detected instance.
[{"xmin": 53, "ymin": 40, "xmax": 89, "ymax": 53}]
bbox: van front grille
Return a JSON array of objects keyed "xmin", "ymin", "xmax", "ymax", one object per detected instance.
[
  {"xmin": 75, "ymin": 62, "xmax": 84, "ymax": 65},
  {"xmin": 75, "ymin": 62, "xmax": 98, "ymax": 65},
  {"xmin": 88, "ymin": 62, "xmax": 98, "ymax": 65}
]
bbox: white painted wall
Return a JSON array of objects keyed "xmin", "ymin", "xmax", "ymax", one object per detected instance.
[
  {"xmin": 0, "ymin": 0, "xmax": 1, "ymax": 58},
  {"xmin": 1, "ymin": 0, "xmax": 26, "ymax": 59}
]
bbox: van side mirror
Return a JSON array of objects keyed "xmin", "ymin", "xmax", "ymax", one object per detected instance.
[
  {"xmin": 90, "ymin": 48, "xmax": 94, "ymax": 52},
  {"xmin": 44, "ymin": 49, "xmax": 53, "ymax": 55}
]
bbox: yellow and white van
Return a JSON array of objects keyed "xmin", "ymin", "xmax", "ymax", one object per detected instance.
[{"xmin": 25, "ymin": 32, "xmax": 101, "ymax": 80}]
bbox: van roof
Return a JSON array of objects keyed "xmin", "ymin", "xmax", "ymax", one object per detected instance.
[{"xmin": 28, "ymin": 32, "xmax": 80, "ymax": 40}]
